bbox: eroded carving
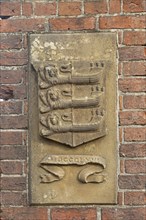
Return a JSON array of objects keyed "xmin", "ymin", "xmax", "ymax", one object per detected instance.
[
  {"xmin": 40, "ymin": 112, "xmax": 100, "ymax": 136},
  {"xmin": 78, "ymin": 165, "xmax": 105, "ymax": 183},
  {"xmin": 38, "ymin": 61, "xmax": 104, "ymax": 89},
  {"xmin": 39, "ymin": 88, "xmax": 101, "ymax": 113},
  {"xmin": 40, "ymin": 155, "xmax": 106, "ymax": 184},
  {"xmin": 33, "ymin": 59, "xmax": 106, "ymax": 147},
  {"xmin": 40, "ymin": 165, "xmax": 65, "ymax": 183},
  {"xmin": 41, "ymin": 155, "xmax": 106, "ymax": 165}
]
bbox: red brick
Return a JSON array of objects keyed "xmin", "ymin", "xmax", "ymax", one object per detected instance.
[
  {"xmin": 0, "ymin": 2, "xmax": 21, "ymax": 16},
  {"xmin": 1, "ymin": 177, "xmax": 26, "ymax": 191},
  {"xmin": 34, "ymin": 3, "xmax": 56, "ymax": 16},
  {"xmin": 118, "ymin": 31, "xmax": 123, "ymax": 45},
  {"xmin": 123, "ymin": 95, "xmax": 146, "ymax": 109},
  {"xmin": 0, "ymin": 86, "xmax": 14, "ymax": 100},
  {"xmin": 0, "ymin": 101, "xmax": 22, "ymax": 114},
  {"xmin": 117, "ymin": 192, "xmax": 123, "ymax": 205},
  {"xmin": 119, "ymin": 95, "xmax": 123, "ymax": 110},
  {"xmin": 23, "ymin": 100, "xmax": 28, "ymax": 114},
  {"xmin": 0, "ymin": 18, "xmax": 45, "ymax": 33},
  {"xmin": 84, "ymin": 0, "xmax": 107, "ymax": 14},
  {"xmin": 120, "ymin": 159, "xmax": 125, "ymax": 173},
  {"xmin": 119, "ymin": 127, "xmax": 123, "ymax": 143},
  {"xmin": 0, "ymin": 131, "xmax": 22, "ymax": 145},
  {"xmin": 109, "ymin": 0, "xmax": 121, "ymax": 13},
  {"xmin": 119, "ymin": 111, "xmax": 146, "ymax": 125},
  {"xmin": 125, "ymin": 159, "xmax": 146, "ymax": 173},
  {"xmin": 99, "ymin": 15, "xmax": 146, "ymax": 29},
  {"xmin": 0, "ymin": 146, "xmax": 27, "ymax": 160},
  {"xmin": 1, "ymin": 192, "xmax": 27, "ymax": 206},
  {"xmin": 123, "ymin": 0, "xmax": 145, "ymax": 12},
  {"xmin": 119, "ymin": 46, "xmax": 146, "ymax": 61},
  {"xmin": 124, "ymin": 192, "xmax": 146, "ymax": 205},
  {"xmin": 0, "ymin": 85, "xmax": 27, "ymax": 100},
  {"xmin": 22, "ymin": 131, "xmax": 28, "ymax": 146},
  {"xmin": 124, "ymin": 127, "xmax": 146, "ymax": 142},
  {"xmin": 120, "ymin": 143, "xmax": 146, "ymax": 157},
  {"xmin": 119, "ymin": 78, "xmax": 146, "ymax": 92},
  {"xmin": 22, "ymin": 34, "xmax": 28, "ymax": 49},
  {"xmin": 22, "ymin": 3, "xmax": 33, "ymax": 16},
  {"xmin": 102, "ymin": 208, "xmax": 145, "ymax": 220},
  {"xmin": 0, "ymin": 115, "xmax": 28, "ymax": 129},
  {"xmin": 119, "ymin": 175, "xmax": 145, "ymax": 189},
  {"xmin": 123, "ymin": 31, "xmax": 146, "ymax": 45},
  {"xmin": 0, "ymin": 69, "xmax": 25, "ymax": 84},
  {"xmin": 59, "ymin": 2, "xmax": 81, "ymax": 16},
  {"xmin": 0, "ymin": 34, "xmax": 22, "ymax": 50},
  {"xmin": 0, "ymin": 50, "xmax": 28, "ymax": 66},
  {"xmin": 49, "ymin": 17, "xmax": 95, "ymax": 31},
  {"xmin": 123, "ymin": 62, "xmax": 146, "ymax": 76},
  {"xmin": 51, "ymin": 208, "xmax": 97, "ymax": 220},
  {"xmin": 1, "ymin": 208, "xmax": 48, "ymax": 220},
  {"xmin": 23, "ymin": 161, "xmax": 27, "ymax": 175},
  {"xmin": 0, "ymin": 161, "xmax": 23, "ymax": 175}
]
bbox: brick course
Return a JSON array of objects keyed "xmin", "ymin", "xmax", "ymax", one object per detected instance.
[
  {"xmin": 123, "ymin": 62, "xmax": 146, "ymax": 76},
  {"xmin": 0, "ymin": 68, "xmax": 25, "ymax": 84},
  {"xmin": 58, "ymin": 2, "xmax": 82, "ymax": 16},
  {"xmin": 51, "ymin": 208, "xmax": 97, "ymax": 220},
  {"xmin": 102, "ymin": 208, "xmax": 145, "ymax": 220},
  {"xmin": 34, "ymin": 3, "xmax": 56, "ymax": 16},
  {"xmin": 124, "ymin": 192, "xmax": 146, "ymax": 205},
  {"xmin": 0, "ymin": 18, "xmax": 45, "ymax": 33},
  {"xmin": 120, "ymin": 143, "xmax": 146, "ymax": 157},
  {"xmin": 0, "ymin": 101, "xmax": 22, "ymax": 114},
  {"xmin": 0, "ymin": 34, "xmax": 23, "ymax": 49},
  {"xmin": 0, "ymin": 0, "xmax": 145, "ymax": 219},
  {"xmin": 0, "ymin": 131, "xmax": 23, "ymax": 145},
  {"xmin": 0, "ymin": 2, "xmax": 21, "ymax": 16},
  {"xmin": 99, "ymin": 15, "xmax": 146, "ymax": 29},
  {"xmin": 49, "ymin": 17, "xmax": 95, "ymax": 31},
  {"xmin": 84, "ymin": 1, "xmax": 108, "ymax": 14},
  {"xmin": 109, "ymin": 0, "xmax": 121, "ymax": 13},
  {"xmin": 1, "ymin": 161, "xmax": 23, "ymax": 175},
  {"xmin": 119, "ymin": 111, "xmax": 146, "ymax": 125},
  {"xmin": 123, "ymin": 0, "xmax": 146, "ymax": 12},
  {"xmin": 123, "ymin": 31, "xmax": 146, "ymax": 45},
  {"xmin": 119, "ymin": 175, "xmax": 145, "ymax": 189},
  {"xmin": 22, "ymin": 3, "xmax": 33, "ymax": 17},
  {"xmin": 1, "ymin": 208, "xmax": 48, "ymax": 220}
]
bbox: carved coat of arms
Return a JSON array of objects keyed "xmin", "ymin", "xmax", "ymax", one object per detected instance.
[{"xmin": 34, "ymin": 60, "xmax": 106, "ymax": 147}]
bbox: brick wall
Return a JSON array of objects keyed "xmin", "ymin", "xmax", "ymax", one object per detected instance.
[{"xmin": 0, "ymin": 0, "xmax": 146, "ymax": 219}]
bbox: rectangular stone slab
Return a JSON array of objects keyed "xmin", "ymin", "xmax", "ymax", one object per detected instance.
[{"xmin": 29, "ymin": 33, "xmax": 117, "ymax": 204}]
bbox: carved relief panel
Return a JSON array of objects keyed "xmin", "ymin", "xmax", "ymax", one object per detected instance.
[
  {"xmin": 29, "ymin": 33, "xmax": 117, "ymax": 204},
  {"xmin": 35, "ymin": 60, "xmax": 106, "ymax": 147}
]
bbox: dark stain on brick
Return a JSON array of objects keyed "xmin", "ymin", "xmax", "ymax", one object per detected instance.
[
  {"xmin": 0, "ymin": 16, "xmax": 11, "ymax": 19},
  {"xmin": 0, "ymin": 86, "xmax": 13, "ymax": 100}
]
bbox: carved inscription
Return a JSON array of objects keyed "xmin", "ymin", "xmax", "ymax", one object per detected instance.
[
  {"xmin": 41, "ymin": 155, "xmax": 106, "ymax": 165},
  {"xmin": 40, "ymin": 155, "xmax": 106, "ymax": 184},
  {"xmin": 33, "ymin": 60, "xmax": 106, "ymax": 147}
]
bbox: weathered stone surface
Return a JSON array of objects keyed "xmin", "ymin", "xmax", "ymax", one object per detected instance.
[
  {"xmin": 29, "ymin": 33, "xmax": 117, "ymax": 204},
  {"xmin": 36, "ymin": 59, "xmax": 106, "ymax": 147}
]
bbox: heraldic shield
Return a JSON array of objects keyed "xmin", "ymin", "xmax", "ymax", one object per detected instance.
[{"xmin": 33, "ymin": 60, "xmax": 106, "ymax": 147}]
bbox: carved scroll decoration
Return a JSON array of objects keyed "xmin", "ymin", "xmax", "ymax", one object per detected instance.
[
  {"xmin": 40, "ymin": 155, "xmax": 106, "ymax": 184},
  {"xmin": 40, "ymin": 165, "xmax": 65, "ymax": 183}
]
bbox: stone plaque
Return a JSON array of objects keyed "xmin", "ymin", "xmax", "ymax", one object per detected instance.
[{"xmin": 29, "ymin": 33, "xmax": 117, "ymax": 204}]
